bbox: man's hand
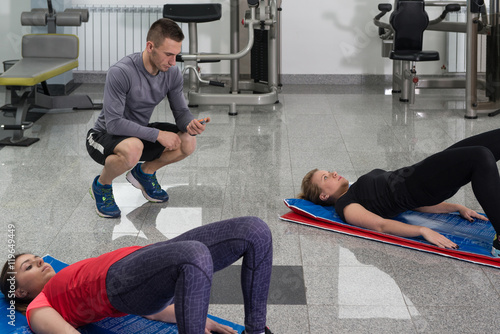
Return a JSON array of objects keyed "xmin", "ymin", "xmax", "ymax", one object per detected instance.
[
  {"xmin": 187, "ymin": 117, "xmax": 210, "ymax": 136},
  {"xmin": 157, "ymin": 131, "xmax": 181, "ymax": 150},
  {"xmin": 205, "ymin": 318, "xmax": 237, "ymax": 334}
]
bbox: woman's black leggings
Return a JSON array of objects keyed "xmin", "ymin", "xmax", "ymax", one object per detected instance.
[
  {"xmin": 105, "ymin": 216, "xmax": 273, "ymax": 334},
  {"xmin": 404, "ymin": 128, "xmax": 500, "ymax": 234}
]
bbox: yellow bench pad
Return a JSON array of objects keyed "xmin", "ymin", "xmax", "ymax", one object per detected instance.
[{"xmin": 0, "ymin": 58, "xmax": 79, "ymax": 86}]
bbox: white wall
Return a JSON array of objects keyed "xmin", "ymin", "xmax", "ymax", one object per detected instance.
[
  {"xmin": 282, "ymin": 0, "xmax": 387, "ymax": 75},
  {"xmin": 281, "ymin": 0, "xmax": 448, "ymax": 75},
  {"xmin": 0, "ymin": 1, "xmax": 31, "ymax": 69},
  {"xmin": 1, "ymin": 0, "xmax": 449, "ymax": 76}
]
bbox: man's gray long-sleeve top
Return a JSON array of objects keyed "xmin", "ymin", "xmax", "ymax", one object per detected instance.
[{"xmin": 92, "ymin": 52, "xmax": 194, "ymax": 143}]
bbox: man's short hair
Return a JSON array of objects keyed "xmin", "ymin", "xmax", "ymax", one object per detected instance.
[{"xmin": 147, "ymin": 18, "xmax": 184, "ymax": 46}]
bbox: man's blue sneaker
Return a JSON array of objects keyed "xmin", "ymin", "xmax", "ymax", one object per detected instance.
[
  {"xmin": 126, "ymin": 163, "xmax": 169, "ymax": 202},
  {"xmin": 89, "ymin": 176, "xmax": 121, "ymax": 218}
]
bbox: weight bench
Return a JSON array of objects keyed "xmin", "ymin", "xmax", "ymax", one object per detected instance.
[{"xmin": 0, "ymin": 34, "xmax": 100, "ymax": 146}]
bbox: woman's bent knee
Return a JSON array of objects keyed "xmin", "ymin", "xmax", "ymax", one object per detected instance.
[
  {"xmin": 177, "ymin": 241, "xmax": 213, "ymax": 274},
  {"xmin": 234, "ymin": 216, "xmax": 272, "ymax": 248},
  {"xmin": 476, "ymin": 146, "xmax": 495, "ymax": 160}
]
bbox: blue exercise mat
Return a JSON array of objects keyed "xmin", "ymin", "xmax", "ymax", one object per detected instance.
[
  {"xmin": 281, "ymin": 198, "xmax": 500, "ymax": 268},
  {"xmin": 0, "ymin": 255, "xmax": 245, "ymax": 333}
]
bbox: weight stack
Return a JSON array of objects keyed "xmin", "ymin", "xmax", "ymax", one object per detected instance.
[
  {"xmin": 251, "ymin": 29, "xmax": 268, "ymax": 83},
  {"xmin": 486, "ymin": 15, "xmax": 500, "ymax": 101}
]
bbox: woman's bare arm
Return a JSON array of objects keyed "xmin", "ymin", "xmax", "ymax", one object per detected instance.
[
  {"xmin": 415, "ymin": 202, "xmax": 488, "ymax": 222},
  {"xmin": 343, "ymin": 203, "xmax": 458, "ymax": 249},
  {"xmin": 144, "ymin": 304, "xmax": 237, "ymax": 334},
  {"xmin": 144, "ymin": 304, "xmax": 176, "ymax": 323},
  {"xmin": 29, "ymin": 307, "xmax": 79, "ymax": 334}
]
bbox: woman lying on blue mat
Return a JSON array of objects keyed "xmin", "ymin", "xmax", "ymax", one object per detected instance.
[
  {"xmin": 0, "ymin": 217, "xmax": 274, "ymax": 334},
  {"xmin": 299, "ymin": 129, "xmax": 500, "ymax": 256}
]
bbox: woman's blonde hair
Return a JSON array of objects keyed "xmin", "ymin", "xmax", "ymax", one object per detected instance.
[{"xmin": 297, "ymin": 169, "xmax": 333, "ymax": 206}]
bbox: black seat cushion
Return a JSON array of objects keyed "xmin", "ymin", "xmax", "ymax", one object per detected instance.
[
  {"xmin": 390, "ymin": 50, "xmax": 439, "ymax": 61},
  {"xmin": 163, "ymin": 4, "xmax": 222, "ymax": 23},
  {"xmin": 389, "ymin": 0, "xmax": 439, "ymax": 61}
]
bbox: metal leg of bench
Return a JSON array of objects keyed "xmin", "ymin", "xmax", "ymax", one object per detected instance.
[
  {"xmin": 40, "ymin": 81, "xmax": 51, "ymax": 95},
  {"xmin": 0, "ymin": 90, "xmax": 40, "ymax": 146}
]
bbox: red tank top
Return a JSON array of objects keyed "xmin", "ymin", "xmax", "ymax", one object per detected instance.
[{"xmin": 27, "ymin": 246, "xmax": 142, "ymax": 328}]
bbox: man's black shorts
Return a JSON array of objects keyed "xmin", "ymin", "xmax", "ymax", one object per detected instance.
[{"xmin": 86, "ymin": 122, "xmax": 179, "ymax": 166}]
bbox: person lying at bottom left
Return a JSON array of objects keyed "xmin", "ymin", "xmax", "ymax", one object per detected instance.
[{"xmin": 0, "ymin": 216, "xmax": 274, "ymax": 334}]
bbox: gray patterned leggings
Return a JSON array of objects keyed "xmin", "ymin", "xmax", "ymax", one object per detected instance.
[{"xmin": 106, "ymin": 216, "xmax": 273, "ymax": 334}]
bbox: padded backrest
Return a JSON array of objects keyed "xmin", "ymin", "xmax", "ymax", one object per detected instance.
[
  {"xmin": 390, "ymin": 0, "xmax": 429, "ymax": 51},
  {"xmin": 22, "ymin": 34, "xmax": 79, "ymax": 59},
  {"xmin": 163, "ymin": 4, "xmax": 222, "ymax": 23}
]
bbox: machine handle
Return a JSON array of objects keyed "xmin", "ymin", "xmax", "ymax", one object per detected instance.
[
  {"xmin": 378, "ymin": 3, "xmax": 392, "ymax": 13},
  {"xmin": 209, "ymin": 80, "xmax": 225, "ymax": 87},
  {"xmin": 374, "ymin": 3, "xmax": 393, "ymax": 35},
  {"xmin": 1, "ymin": 122, "xmax": 33, "ymax": 130},
  {"xmin": 440, "ymin": 4, "xmax": 461, "ymax": 19}
]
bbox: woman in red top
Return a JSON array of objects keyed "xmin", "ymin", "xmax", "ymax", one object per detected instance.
[{"xmin": 1, "ymin": 216, "xmax": 274, "ymax": 334}]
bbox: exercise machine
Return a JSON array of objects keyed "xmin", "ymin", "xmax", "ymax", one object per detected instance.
[
  {"xmin": 164, "ymin": 0, "xmax": 282, "ymax": 116},
  {"xmin": 0, "ymin": 0, "xmax": 100, "ymax": 146},
  {"xmin": 374, "ymin": 0, "xmax": 460, "ymax": 104},
  {"xmin": 375, "ymin": 0, "xmax": 500, "ymax": 118}
]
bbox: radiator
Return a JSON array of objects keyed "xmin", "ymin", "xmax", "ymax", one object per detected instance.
[{"xmin": 68, "ymin": 5, "xmax": 164, "ymax": 71}]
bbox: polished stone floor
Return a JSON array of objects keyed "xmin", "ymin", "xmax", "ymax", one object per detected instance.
[{"xmin": 2, "ymin": 82, "xmax": 500, "ymax": 333}]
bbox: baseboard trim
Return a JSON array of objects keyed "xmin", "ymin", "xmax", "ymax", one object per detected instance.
[
  {"xmin": 74, "ymin": 71, "xmax": 392, "ymax": 86},
  {"xmin": 280, "ymin": 74, "xmax": 391, "ymax": 85}
]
